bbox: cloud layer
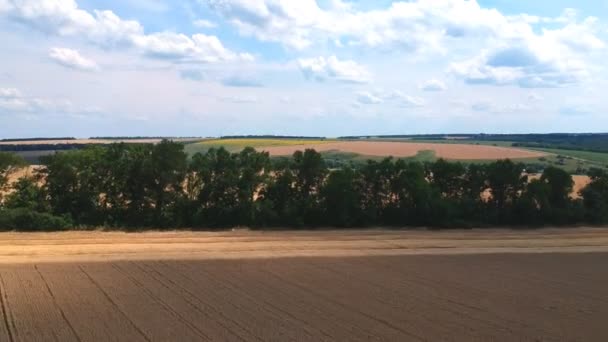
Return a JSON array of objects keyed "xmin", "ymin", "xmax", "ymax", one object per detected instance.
[{"xmin": 0, "ymin": 0, "xmax": 607, "ymax": 136}]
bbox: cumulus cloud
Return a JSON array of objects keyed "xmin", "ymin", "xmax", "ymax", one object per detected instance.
[
  {"xmin": 201, "ymin": 0, "xmax": 604, "ymax": 89},
  {"xmin": 388, "ymin": 91, "xmax": 425, "ymax": 107},
  {"xmin": 449, "ymin": 12, "xmax": 604, "ymax": 88},
  {"xmin": 219, "ymin": 95, "xmax": 258, "ymax": 103},
  {"xmin": 221, "ymin": 75, "xmax": 263, "ymax": 87},
  {"xmin": 180, "ymin": 69, "xmax": 205, "ymax": 81},
  {"xmin": 201, "ymin": 0, "xmax": 590, "ymax": 54},
  {"xmin": 356, "ymin": 91, "xmax": 383, "ymax": 105},
  {"xmin": 356, "ymin": 90, "xmax": 424, "ymax": 107},
  {"xmin": 194, "ymin": 19, "xmax": 217, "ymax": 29},
  {"xmin": 449, "ymin": 43, "xmax": 590, "ymax": 88},
  {"xmin": 0, "ymin": 88, "xmax": 21, "ymax": 98},
  {"xmin": 298, "ymin": 56, "xmax": 371, "ymax": 83},
  {"xmin": 471, "ymin": 101, "xmax": 530, "ymax": 114},
  {"xmin": 420, "ymin": 79, "xmax": 447, "ymax": 91},
  {"xmin": 49, "ymin": 48, "xmax": 99, "ymax": 71},
  {"xmin": 0, "ymin": 0, "xmax": 251, "ymax": 63},
  {"xmin": 0, "ymin": 87, "xmax": 92, "ymax": 114}
]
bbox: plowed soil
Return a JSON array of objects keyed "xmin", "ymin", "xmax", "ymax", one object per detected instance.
[
  {"xmin": 261, "ymin": 141, "xmax": 547, "ymax": 159},
  {"xmin": 1, "ymin": 229, "xmax": 608, "ymax": 341}
]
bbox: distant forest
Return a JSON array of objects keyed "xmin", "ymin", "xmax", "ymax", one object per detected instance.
[
  {"xmin": 90, "ymin": 136, "xmax": 201, "ymax": 140},
  {"xmin": 1, "ymin": 141, "xmax": 608, "ymax": 231},
  {"xmin": 220, "ymin": 135, "xmax": 326, "ymax": 140},
  {"xmin": 1, "ymin": 137, "xmax": 76, "ymax": 142}
]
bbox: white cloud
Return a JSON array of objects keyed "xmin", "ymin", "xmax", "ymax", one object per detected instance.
[
  {"xmin": 449, "ymin": 13, "xmax": 604, "ymax": 88},
  {"xmin": 49, "ymin": 48, "xmax": 99, "ymax": 71},
  {"xmin": 1, "ymin": 0, "xmax": 251, "ymax": 63},
  {"xmin": 356, "ymin": 91, "xmax": 383, "ymax": 105},
  {"xmin": 194, "ymin": 19, "xmax": 217, "ymax": 28},
  {"xmin": 420, "ymin": 79, "xmax": 447, "ymax": 91},
  {"xmin": 471, "ymin": 101, "xmax": 530, "ymax": 114},
  {"xmin": 450, "ymin": 43, "xmax": 591, "ymax": 88},
  {"xmin": 0, "ymin": 88, "xmax": 21, "ymax": 98},
  {"xmin": 528, "ymin": 92, "xmax": 543, "ymax": 101},
  {"xmin": 298, "ymin": 56, "xmax": 371, "ymax": 83},
  {"xmin": 221, "ymin": 75, "xmax": 263, "ymax": 87},
  {"xmin": 219, "ymin": 95, "xmax": 258, "ymax": 103},
  {"xmin": 130, "ymin": 32, "xmax": 252, "ymax": 62},
  {"xmin": 388, "ymin": 91, "xmax": 425, "ymax": 107},
  {"xmin": 180, "ymin": 69, "xmax": 205, "ymax": 81},
  {"xmin": 356, "ymin": 90, "xmax": 424, "ymax": 107},
  {"xmin": 0, "ymin": 87, "xmax": 91, "ymax": 114},
  {"xmin": 201, "ymin": 0, "xmax": 559, "ymax": 53},
  {"xmin": 203, "ymin": 0, "xmax": 605, "ymax": 89}
]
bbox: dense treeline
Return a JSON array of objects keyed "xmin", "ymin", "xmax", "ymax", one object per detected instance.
[
  {"xmin": 1, "ymin": 141, "xmax": 608, "ymax": 231},
  {"xmin": 90, "ymin": 136, "xmax": 200, "ymax": 140},
  {"xmin": 0, "ymin": 137, "xmax": 76, "ymax": 142},
  {"xmin": 0, "ymin": 144, "xmax": 89, "ymax": 152}
]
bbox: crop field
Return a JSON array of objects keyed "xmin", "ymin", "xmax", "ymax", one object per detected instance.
[
  {"xmin": 1, "ymin": 229, "xmax": 608, "ymax": 341},
  {"xmin": 260, "ymin": 141, "xmax": 547, "ymax": 160},
  {"xmin": 184, "ymin": 138, "xmax": 332, "ymax": 154}
]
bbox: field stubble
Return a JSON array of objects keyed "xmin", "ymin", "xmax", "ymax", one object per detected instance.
[{"xmin": 1, "ymin": 229, "xmax": 608, "ymax": 341}]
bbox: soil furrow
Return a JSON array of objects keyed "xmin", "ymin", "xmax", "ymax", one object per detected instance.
[
  {"xmin": 0, "ymin": 273, "xmax": 15, "ymax": 342},
  {"xmin": 33, "ymin": 266, "xmax": 81, "ymax": 342},
  {"xmin": 78, "ymin": 266, "xmax": 152, "ymax": 342},
  {"xmin": 111, "ymin": 263, "xmax": 211, "ymax": 341}
]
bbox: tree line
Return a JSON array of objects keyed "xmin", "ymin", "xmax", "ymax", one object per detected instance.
[{"xmin": 1, "ymin": 140, "xmax": 607, "ymax": 231}]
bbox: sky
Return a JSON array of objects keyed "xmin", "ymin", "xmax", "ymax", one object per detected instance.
[{"xmin": 0, "ymin": 0, "xmax": 607, "ymax": 138}]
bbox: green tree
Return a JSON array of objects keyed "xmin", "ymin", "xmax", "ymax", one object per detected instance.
[
  {"xmin": 147, "ymin": 140, "xmax": 188, "ymax": 226},
  {"xmin": 581, "ymin": 168, "xmax": 608, "ymax": 223},
  {"xmin": 540, "ymin": 166, "xmax": 574, "ymax": 209},
  {"xmin": 320, "ymin": 167, "xmax": 363, "ymax": 227},
  {"xmin": 360, "ymin": 158, "xmax": 396, "ymax": 224},
  {"xmin": 486, "ymin": 160, "xmax": 527, "ymax": 210},
  {"xmin": 428, "ymin": 159, "xmax": 466, "ymax": 200},
  {"xmin": 0, "ymin": 152, "xmax": 26, "ymax": 204},
  {"xmin": 4, "ymin": 176, "xmax": 48, "ymax": 212}
]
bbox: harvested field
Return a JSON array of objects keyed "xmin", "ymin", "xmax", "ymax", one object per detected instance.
[
  {"xmin": 261, "ymin": 141, "xmax": 547, "ymax": 160},
  {"xmin": 1, "ymin": 229, "xmax": 608, "ymax": 341}
]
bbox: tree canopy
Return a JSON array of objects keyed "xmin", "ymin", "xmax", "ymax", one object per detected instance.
[{"xmin": 1, "ymin": 141, "xmax": 606, "ymax": 231}]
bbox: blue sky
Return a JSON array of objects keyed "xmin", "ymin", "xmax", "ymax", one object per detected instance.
[{"xmin": 1, "ymin": 0, "xmax": 607, "ymax": 138}]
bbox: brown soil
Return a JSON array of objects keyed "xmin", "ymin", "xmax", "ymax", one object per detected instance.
[
  {"xmin": 261, "ymin": 141, "xmax": 547, "ymax": 160},
  {"xmin": 1, "ymin": 229, "xmax": 607, "ymax": 341}
]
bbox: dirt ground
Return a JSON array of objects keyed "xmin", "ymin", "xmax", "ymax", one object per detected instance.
[
  {"xmin": 1, "ymin": 229, "xmax": 608, "ymax": 341},
  {"xmin": 261, "ymin": 141, "xmax": 547, "ymax": 159}
]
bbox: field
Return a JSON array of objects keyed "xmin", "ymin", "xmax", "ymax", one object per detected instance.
[
  {"xmin": 1, "ymin": 229, "xmax": 608, "ymax": 341},
  {"xmin": 260, "ymin": 141, "xmax": 547, "ymax": 160},
  {"xmin": 184, "ymin": 138, "xmax": 332, "ymax": 155}
]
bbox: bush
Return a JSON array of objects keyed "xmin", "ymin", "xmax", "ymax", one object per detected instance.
[{"xmin": 0, "ymin": 208, "xmax": 72, "ymax": 231}]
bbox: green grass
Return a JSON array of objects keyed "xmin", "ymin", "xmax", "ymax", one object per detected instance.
[{"xmin": 525, "ymin": 148, "xmax": 608, "ymax": 165}]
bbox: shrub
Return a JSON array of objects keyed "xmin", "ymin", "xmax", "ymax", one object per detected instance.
[{"xmin": 0, "ymin": 208, "xmax": 72, "ymax": 232}]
